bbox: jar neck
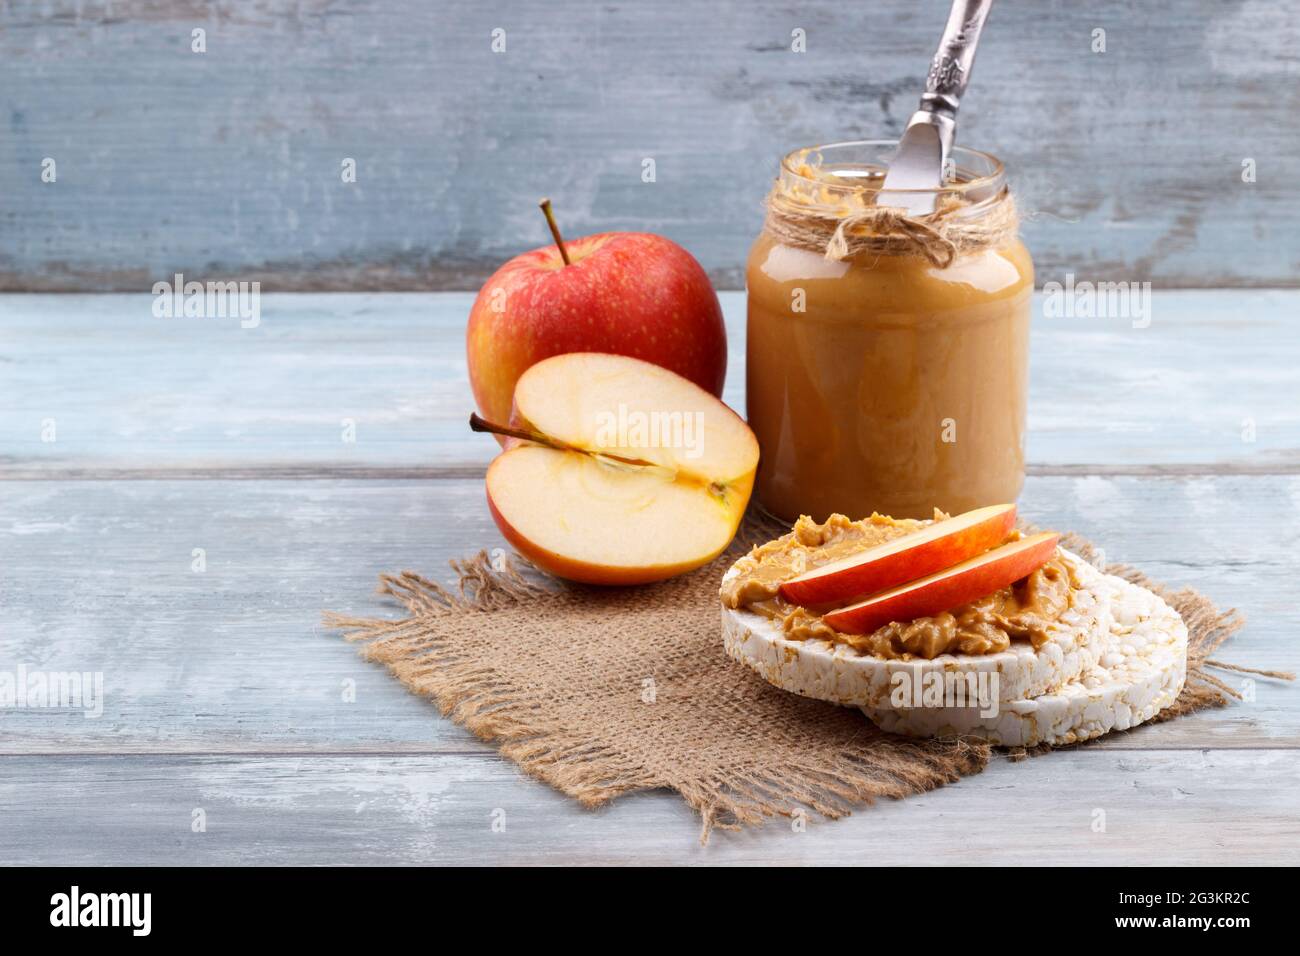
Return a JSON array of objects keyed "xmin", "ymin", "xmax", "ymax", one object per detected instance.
[
  {"xmin": 764, "ymin": 141, "xmax": 1019, "ymax": 268},
  {"xmin": 777, "ymin": 140, "xmax": 1008, "ymax": 223}
]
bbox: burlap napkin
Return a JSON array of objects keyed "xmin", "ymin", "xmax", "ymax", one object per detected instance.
[{"xmin": 326, "ymin": 516, "xmax": 1286, "ymax": 843}]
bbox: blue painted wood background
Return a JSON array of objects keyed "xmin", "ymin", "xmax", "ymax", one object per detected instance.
[{"xmin": 2, "ymin": 0, "xmax": 1297, "ymax": 291}]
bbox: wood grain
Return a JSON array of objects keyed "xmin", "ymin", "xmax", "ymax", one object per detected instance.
[
  {"xmin": 2, "ymin": 291, "xmax": 1297, "ymax": 474},
  {"xmin": 1, "ymin": 1, "xmax": 1298, "ymax": 290},
  {"xmin": 0, "ymin": 475, "xmax": 1295, "ymax": 755},
  {"xmin": 1, "ymin": 288, "xmax": 1297, "ymax": 865},
  {"xmin": 2, "ymin": 750, "xmax": 1296, "ymax": 864}
]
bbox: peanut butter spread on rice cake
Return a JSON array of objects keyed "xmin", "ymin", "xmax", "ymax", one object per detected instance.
[{"xmin": 720, "ymin": 513, "xmax": 1079, "ymax": 660}]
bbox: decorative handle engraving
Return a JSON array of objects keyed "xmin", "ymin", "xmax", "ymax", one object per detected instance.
[
  {"xmin": 926, "ymin": 54, "xmax": 967, "ymax": 96},
  {"xmin": 920, "ymin": 0, "xmax": 993, "ymax": 116}
]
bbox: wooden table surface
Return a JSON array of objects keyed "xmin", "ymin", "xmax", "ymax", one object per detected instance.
[{"xmin": 2, "ymin": 290, "xmax": 1298, "ymax": 865}]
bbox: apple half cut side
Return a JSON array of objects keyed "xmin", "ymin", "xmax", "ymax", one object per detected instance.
[
  {"xmin": 778, "ymin": 503, "xmax": 1018, "ymax": 608},
  {"xmin": 484, "ymin": 352, "xmax": 759, "ymax": 585},
  {"xmin": 820, "ymin": 532, "xmax": 1061, "ymax": 635}
]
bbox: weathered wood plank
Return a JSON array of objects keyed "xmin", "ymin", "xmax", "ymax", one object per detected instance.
[
  {"xmin": 2, "ymin": 1, "xmax": 1298, "ymax": 289},
  {"xmin": 0, "ymin": 749, "xmax": 1295, "ymax": 865},
  {"xmin": 0, "ymin": 475, "xmax": 1294, "ymax": 754},
  {"xmin": 2, "ymin": 291, "xmax": 1297, "ymax": 472}
]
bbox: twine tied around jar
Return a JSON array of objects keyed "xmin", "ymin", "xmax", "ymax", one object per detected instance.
[{"xmin": 763, "ymin": 186, "xmax": 1020, "ymax": 268}]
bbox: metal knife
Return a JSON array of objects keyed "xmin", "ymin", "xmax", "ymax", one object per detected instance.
[{"xmin": 877, "ymin": 0, "xmax": 995, "ymax": 216}]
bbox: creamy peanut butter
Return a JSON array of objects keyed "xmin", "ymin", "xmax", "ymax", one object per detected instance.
[
  {"xmin": 721, "ymin": 513, "xmax": 1077, "ymax": 660},
  {"xmin": 746, "ymin": 141, "xmax": 1033, "ymax": 521}
]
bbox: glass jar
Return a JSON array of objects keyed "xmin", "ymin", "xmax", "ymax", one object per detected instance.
[{"xmin": 746, "ymin": 140, "xmax": 1033, "ymax": 521}]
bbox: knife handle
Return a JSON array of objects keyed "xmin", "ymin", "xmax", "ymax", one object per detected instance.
[{"xmin": 918, "ymin": 0, "xmax": 993, "ymax": 120}]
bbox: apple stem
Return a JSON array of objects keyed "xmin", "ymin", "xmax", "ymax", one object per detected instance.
[
  {"xmin": 469, "ymin": 412, "xmax": 568, "ymax": 452},
  {"xmin": 469, "ymin": 412, "xmax": 669, "ymax": 472},
  {"xmin": 538, "ymin": 198, "xmax": 572, "ymax": 266}
]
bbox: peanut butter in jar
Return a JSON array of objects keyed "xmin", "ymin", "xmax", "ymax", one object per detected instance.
[{"xmin": 746, "ymin": 140, "xmax": 1033, "ymax": 521}]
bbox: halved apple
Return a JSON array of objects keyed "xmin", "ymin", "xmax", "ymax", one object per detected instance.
[
  {"xmin": 482, "ymin": 352, "xmax": 760, "ymax": 585},
  {"xmin": 779, "ymin": 504, "xmax": 1017, "ymax": 607},
  {"xmin": 820, "ymin": 532, "xmax": 1060, "ymax": 635}
]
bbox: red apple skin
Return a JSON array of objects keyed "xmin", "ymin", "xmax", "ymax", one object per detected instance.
[
  {"xmin": 779, "ymin": 505, "xmax": 1017, "ymax": 607},
  {"xmin": 466, "ymin": 232, "xmax": 727, "ymax": 435},
  {"xmin": 821, "ymin": 533, "xmax": 1060, "ymax": 635}
]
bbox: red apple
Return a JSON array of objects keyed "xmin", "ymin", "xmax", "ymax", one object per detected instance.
[
  {"xmin": 466, "ymin": 200, "xmax": 727, "ymax": 436},
  {"xmin": 820, "ymin": 533, "xmax": 1061, "ymax": 635},
  {"xmin": 779, "ymin": 504, "xmax": 1017, "ymax": 607}
]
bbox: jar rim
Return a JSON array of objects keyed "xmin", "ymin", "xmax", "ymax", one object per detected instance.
[{"xmin": 779, "ymin": 139, "xmax": 1006, "ymax": 201}]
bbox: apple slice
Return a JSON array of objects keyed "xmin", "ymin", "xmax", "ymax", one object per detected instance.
[
  {"xmin": 482, "ymin": 353, "xmax": 759, "ymax": 585},
  {"xmin": 779, "ymin": 504, "xmax": 1017, "ymax": 607},
  {"xmin": 821, "ymin": 532, "xmax": 1060, "ymax": 635}
]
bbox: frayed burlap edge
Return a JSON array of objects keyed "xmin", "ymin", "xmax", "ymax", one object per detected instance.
[{"xmin": 325, "ymin": 522, "xmax": 1291, "ymax": 840}]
